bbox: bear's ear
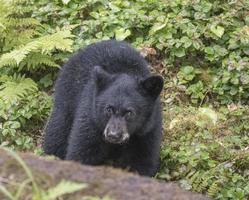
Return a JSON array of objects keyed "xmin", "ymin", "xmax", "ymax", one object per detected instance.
[
  {"xmin": 140, "ymin": 75, "xmax": 164, "ymax": 99},
  {"xmin": 93, "ymin": 66, "xmax": 112, "ymax": 92}
]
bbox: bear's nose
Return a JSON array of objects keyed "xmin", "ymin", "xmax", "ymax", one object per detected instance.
[{"xmin": 107, "ymin": 131, "xmax": 122, "ymax": 140}]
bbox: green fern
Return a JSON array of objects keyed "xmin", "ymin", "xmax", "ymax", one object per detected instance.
[
  {"xmin": 0, "ymin": 74, "xmax": 38, "ymax": 103},
  {"xmin": 0, "ymin": 0, "xmax": 75, "ymax": 151},
  {"xmin": 0, "ymin": 41, "xmax": 40, "ymax": 67},
  {"xmin": 187, "ymin": 171, "xmax": 202, "ymax": 192},
  {"xmin": 0, "ymin": 0, "xmax": 41, "ymax": 49},
  {"xmin": 208, "ymin": 181, "xmax": 221, "ymax": 198},
  {"xmin": 186, "ymin": 170, "xmax": 215, "ymax": 193},
  {"xmin": 45, "ymin": 180, "xmax": 87, "ymax": 200},
  {"xmin": 6, "ymin": 18, "xmax": 40, "ymax": 27},
  {"xmin": 0, "ymin": 29, "xmax": 74, "ymax": 68},
  {"xmin": 39, "ymin": 29, "xmax": 75, "ymax": 53},
  {"xmin": 21, "ymin": 53, "xmax": 59, "ymax": 70}
]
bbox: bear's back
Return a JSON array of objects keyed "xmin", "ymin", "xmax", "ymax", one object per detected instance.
[{"xmin": 76, "ymin": 40, "xmax": 150, "ymax": 77}]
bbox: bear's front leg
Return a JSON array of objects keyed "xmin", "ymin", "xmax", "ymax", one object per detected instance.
[
  {"xmin": 65, "ymin": 121, "xmax": 109, "ymax": 165},
  {"xmin": 118, "ymin": 134, "xmax": 161, "ymax": 177},
  {"xmin": 115, "ymin": 151, "xmax": 159, "ymax": 176},
  {"xmin": 43, "ymin": 105, "xmax": 73, "ymax": 159},
  {"xmin": 128, "ymin": 158, "xmax": 159, "ymax": 177}
]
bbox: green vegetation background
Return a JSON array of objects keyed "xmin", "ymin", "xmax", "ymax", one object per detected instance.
[{"xmin": 0, "ymin": 0, "xmax": 248, "ymax": 199}]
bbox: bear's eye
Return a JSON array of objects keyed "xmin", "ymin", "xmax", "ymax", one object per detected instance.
[
  {"xmin": 105, "ymin": 106, "xmax": 113, "ymax": 116},
  {"xmin": 125, "ymin": 110, "xmax": 135, "ymax": 120}
]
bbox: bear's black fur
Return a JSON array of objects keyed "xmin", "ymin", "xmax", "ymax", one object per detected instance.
[{"xmin": 43, "ymin": 40, "xmax": 164, "ymax": 176}]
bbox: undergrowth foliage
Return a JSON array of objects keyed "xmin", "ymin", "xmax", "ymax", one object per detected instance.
[
  {"xmin": 158, "ymin": 105, "xmax": 249, "ymax": 199},
  {"xmin": 33, "ymin": 0, "xmax": 249, "ymax": 104},
  {"xmin": 0, "ymin": 0, "xmax": 75, "ymax": 150},
  {"xmin": 0, "ymin": 0, "xmax": 249, "ymax": 199}
]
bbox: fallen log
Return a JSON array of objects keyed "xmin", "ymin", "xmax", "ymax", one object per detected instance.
[{"xmin": 0, "ymin": 150, "xmax": 210, "ymax": 200}]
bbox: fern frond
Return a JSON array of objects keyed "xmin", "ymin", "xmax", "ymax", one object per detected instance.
[
  {"xmin": 6, "ymin": 18, "xmax": 40, "ymax": 27},
  {"xmin": 0, "ymin": 1, "xmax": 11, "ymax": 18},
  {"xmin": 186, "ymin": 170, "xmax": 214, "ymax": 193},
  {"xmin": 3, "ymin": 28, "xmax": 40, "ymax": 50},
  {"xmin": 0, "ymin": 74, "xmax": 38, "ymax": 103},
  {"xmin": 39, "ymin": 30, "xmax": 75, "ymax": 54},
  {"xmin": 208, "ymin": 181, "xmax": 221, "ymax": 198},
  {"xmin": 0, "ymin": 29, "xmax": 74, "ymax": 68},
  {"xmin": 0, "ymin": 0, "xmax": 40, "ymax": 46},
  {"xmin": 8, "ymin": 2, "xmax": 34, "ymax": 15},
  {"xmin": 21, "ymin": 53, "xmax": 59, "ymax": 70},
  {"xmin": 0, "ymin": 41, "xmax": 40, "ymax": 67}
]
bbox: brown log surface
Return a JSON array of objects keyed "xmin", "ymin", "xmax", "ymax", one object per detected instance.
[{"xmin": 0, "ymin": 150, "xmax": 210, "ymax": 200}]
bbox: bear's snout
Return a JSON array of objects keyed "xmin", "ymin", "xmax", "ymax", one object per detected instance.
[{"xmin": 104, "ymin": 117, "xmax": 129, "ymax": 144}]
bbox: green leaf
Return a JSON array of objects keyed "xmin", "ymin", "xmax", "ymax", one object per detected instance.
[
  {"xmin": 61, "ymin": 0, "xmax": 71, "ymax": 4},
  {"xmin": 10, "ymin": 121, "xmax": 21, "ymax": 129},
  {"xmin": 230, "ymin": 87, "xmax": 238, "ymax": 95},
  {"xmin": 192, "ymin": 40, "xmax": 201, "ymax": 49},
  {"xmin": 45, "ymin": 180, "xmax": 87, "ymax": 199},
  {"xmin": 182, "ymin": 66, "xmax": 194, "ymax": 74},
  {"xmin": 149, "ymin": 20, "xmax": 168, "ymax": 35},
  {"xmin": 204, "ymin": 47, "xmax": 214, "ymax": 55},
  {"xmin": 210, "ymin": 25, "xmax": 225, "ymax": 38},
  {"xmin": 39, "ymin": 74, "xmax": 53, "ymax": 88},
  {"xmin": 213, "ymin": 45, "xmax": 228, "ymax": 56},
  {"xmin": 240, "ymin": 74, "xmax": 249, "ymax": 85},
  {"xmin": 180, "ymin": 36, "xmax": 192, "ymax": 48},
  {"xmin": 243, "ymin": 47, "xmax": 249, "ymax": 55},
  {"xmin": 115, "ymin": 28, "xmax": 131, "ymax": 40},
  {"xmin": 174, "ymin": 48, "xmax": 185, "ymax": 57}
]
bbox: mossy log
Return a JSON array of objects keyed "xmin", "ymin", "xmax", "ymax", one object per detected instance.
[{"xmin": 0, "ymin": 150, "xmax": 210, "ymax": 200}]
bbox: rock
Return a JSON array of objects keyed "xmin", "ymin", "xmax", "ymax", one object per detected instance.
[{"xmin": 0, "ymin": 150, "xmax": 210, "ymax": 200}]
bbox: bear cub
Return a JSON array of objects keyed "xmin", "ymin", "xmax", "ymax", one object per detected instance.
[{"xmin": 43, "ymin": 40, "xmax": 164, "ymax": 176}]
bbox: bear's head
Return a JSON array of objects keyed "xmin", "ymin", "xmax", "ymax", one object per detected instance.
[{"xmin": 93, "ymin": 66, "xmax": 163, "ymax": 144}]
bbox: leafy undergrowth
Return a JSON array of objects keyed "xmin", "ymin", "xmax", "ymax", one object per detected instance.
[
  {"xmin": 158, "ymin": 104, "xmax": 249, "ymax": 199},
  {"xmin": 0, "ymin": 0, "xmax": 75, "ymax": 151}
]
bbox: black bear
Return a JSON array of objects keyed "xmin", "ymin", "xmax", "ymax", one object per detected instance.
[{"xmin": 43, "ymin": 40, "xmax": 164, "ymax": 176}]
